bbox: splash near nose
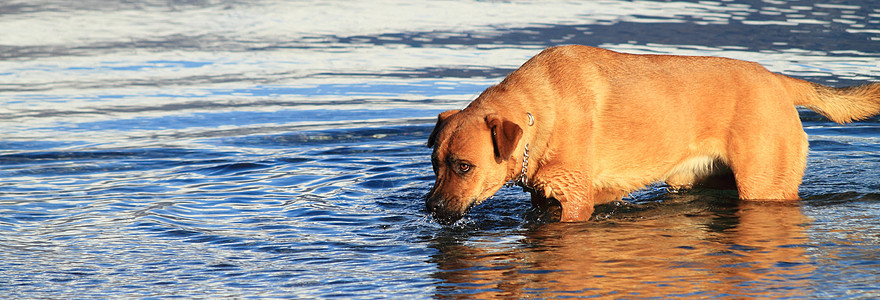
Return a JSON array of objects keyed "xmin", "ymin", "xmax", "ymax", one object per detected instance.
[{"xmin": 425, "ymin": 196, "xmax": 464, "ymax": 225}]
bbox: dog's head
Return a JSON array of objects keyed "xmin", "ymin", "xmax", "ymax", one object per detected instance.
[{"xmin": 425, "ymin": 109, "xmax": 523, "ymax": 225}]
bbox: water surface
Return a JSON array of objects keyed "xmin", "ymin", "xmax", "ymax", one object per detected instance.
[{"xmin": 1, "ymin": 0, "xmax": 879, "ymax": 298}]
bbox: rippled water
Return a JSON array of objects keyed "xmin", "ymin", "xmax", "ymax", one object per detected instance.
[{"xmin": 2, "ymin": 0, "xmax": 879, "ymax": 298}]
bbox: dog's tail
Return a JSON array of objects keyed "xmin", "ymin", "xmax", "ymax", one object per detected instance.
[{"xmin": 792, "ymin": 79, "xmax": 880, "ymax": 124}]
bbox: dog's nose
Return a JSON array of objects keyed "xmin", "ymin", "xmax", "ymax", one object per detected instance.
[
  {"xmin": 425, "ymin": 197, "xmax": 460, "ymax": 225},
  {"xmin": 425, "ymin": 197, "xmax": 443, "ymax": 215}
]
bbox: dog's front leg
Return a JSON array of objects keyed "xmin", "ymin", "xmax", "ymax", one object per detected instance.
[
  {"xmin": 558, "ymin": 191, "xmax": 595, "ymax": 222},
  {"xmin": 529, "ymin": 191, "xmax": 562, "ymax": 221},
  {"xmin": 532, "ymin": 168, "xmax": 595, "ymax": 222}
]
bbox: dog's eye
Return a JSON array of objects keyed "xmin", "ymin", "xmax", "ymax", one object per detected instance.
[{"xmin": 458, "ymin": 163, "xmax": 471, "ymax": 173}]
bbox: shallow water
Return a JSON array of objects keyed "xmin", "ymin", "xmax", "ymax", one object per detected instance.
[{"xmin": 1, "ymin": 0, "xmax": 879, "ymax": 298}]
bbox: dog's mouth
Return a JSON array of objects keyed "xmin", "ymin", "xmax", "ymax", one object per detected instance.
[
  {"xmin": 431, "ymin": 209, "xmax": 467, "ymax": 226},
  {"xmin": 425, "ymin": 195, "xmax": 477, "ymax": 226}
]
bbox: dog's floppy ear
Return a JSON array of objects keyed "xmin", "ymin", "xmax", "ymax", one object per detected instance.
[
  {"xmin": 486, "ymin": 114, "xmax": 523, "ymax": 162},
  {"xmin": 427, "ymin": 110, "xmax": 460, "ymax": 148}
]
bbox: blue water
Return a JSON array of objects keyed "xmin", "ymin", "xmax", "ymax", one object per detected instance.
[{"xmin": 1, "ymin": 0, "xmax": 879, "ymax": 298}]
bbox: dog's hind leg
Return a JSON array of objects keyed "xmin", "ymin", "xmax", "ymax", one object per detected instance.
[{"xmin": 727, "ymin": 119, "xmax": 808, "ymax": 200}]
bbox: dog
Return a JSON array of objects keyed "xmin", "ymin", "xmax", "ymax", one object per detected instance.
[{"xmin": 426, "ymin": 45, "xmax": 880, "ymax": 225}]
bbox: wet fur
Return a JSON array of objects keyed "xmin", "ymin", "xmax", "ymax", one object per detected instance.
[{"xmin": 426, "ymin": 45, "xmax": 880, "ymax": 224}]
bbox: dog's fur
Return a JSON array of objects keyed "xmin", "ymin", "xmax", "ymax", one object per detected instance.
[{"xmin": 426, "ymin": 45, "xmax": 880, "ymax": 224}]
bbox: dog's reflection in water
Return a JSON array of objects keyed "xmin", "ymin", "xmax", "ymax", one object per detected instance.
[{"xmin": 430, "ymin": 196, "xmax": 814, "ymax": 299}]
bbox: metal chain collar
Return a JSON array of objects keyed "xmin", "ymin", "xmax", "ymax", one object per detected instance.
[{"xmin": 505, "ymin": 112, "xmax": 533, "ymax": 189}]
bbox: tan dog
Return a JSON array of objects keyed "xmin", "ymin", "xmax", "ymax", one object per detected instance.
[{"xmin": 426, "ymin": 45, "xmax": 880, "ymax": 224}]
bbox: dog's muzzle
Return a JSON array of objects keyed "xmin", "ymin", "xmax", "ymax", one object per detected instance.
[{"xmin": 425, "ymin": 195, "xmax": 467, "ymax": 225}]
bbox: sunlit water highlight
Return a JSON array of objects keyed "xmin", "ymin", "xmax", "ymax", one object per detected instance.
[{"xmin": 1, "ymin": 0, "xmax": 879, "ymax": 298}]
